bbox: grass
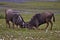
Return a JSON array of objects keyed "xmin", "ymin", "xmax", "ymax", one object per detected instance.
[
  {"xmin": 0, "ymin": 2, "xmax": 60, "ymax": 40},
  {"xmin": 0, "ymin": 2, "xmax": 60, "ymax": 10},
  {"xmin": 0, "ymin": 14, "xmax": 60, "ymax": 40}
]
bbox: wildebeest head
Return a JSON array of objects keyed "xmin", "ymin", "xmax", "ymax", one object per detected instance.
[
  {"xmin": 26, "ymin": 14, "xmax": 41, "ymax": 29},
  {"xmin": 15, "ymin": 14, "xmax": 29, "ymax": 28}
]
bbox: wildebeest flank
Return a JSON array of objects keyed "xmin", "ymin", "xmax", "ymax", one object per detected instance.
[
  {"xmin": 28, "ymin": 12, "xmax": 55, "ymax": 30},
  {"xmin": 5, "ymin": 9, "xmax": 26, "ymax": 28}
]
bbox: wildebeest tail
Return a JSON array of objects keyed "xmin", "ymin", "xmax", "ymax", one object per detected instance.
[
  {"xmin": 52, "ymin": 13, "xmax": 55, "ymax": 22},
  {"xmin": 5, "ymin": 9, "xmax": 7, "ymax": 19}
]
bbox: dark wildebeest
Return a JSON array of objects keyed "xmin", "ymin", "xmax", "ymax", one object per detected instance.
[
  {"xmin": 5, "ymin": 9, "xmax": 26, "ymax": 28},
  {"xmin": 27, "ymin": 12, "xmax": 55, "ymax": 30}
]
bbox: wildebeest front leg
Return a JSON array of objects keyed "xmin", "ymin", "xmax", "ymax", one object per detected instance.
[
  {"xmin": 35, "ymin": 19, "xmax": 39, "ymax": 30},
  {"xmin": 12, "ymin": 23, "xmax": 14, "ymax": 29},
  {"xmin": 27, "ymin": 24, "xmax": 35, "ymax": 30},
  {"xmin": 49, "ymin": 21, "xmax": 53, "ymax": 30},
  {"xmin": 12, "ymin": 18, "xmax": 16, "ymax": 29},
  {"xmin": 6, "ymin": 20, "xmax": 10, "ymax": 28}
]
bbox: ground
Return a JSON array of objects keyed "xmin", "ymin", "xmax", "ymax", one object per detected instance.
[{"xmin": 0, "ymin": 2, "xmax": 60, "ymax": 40}]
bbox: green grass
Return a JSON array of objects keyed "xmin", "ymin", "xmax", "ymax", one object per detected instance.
[
  {"xmin": 0, "ymin": 2, "xmax": 60, "ymax": 10},
  {"xmin": 0, "ymin": 14, "xmax": 60, "ymax": 40},
  {"xmin": 0, "ymin": 2, "xmax": 60, "ymax": 40}
]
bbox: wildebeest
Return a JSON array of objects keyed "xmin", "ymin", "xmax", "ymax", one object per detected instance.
[
  {"xmin": 27, "ymin": 12, "xmax": 55, "ymax": 30},
  {"xmin": 5, "ymin": 9, "xmax": 26, "ymax": 28}
]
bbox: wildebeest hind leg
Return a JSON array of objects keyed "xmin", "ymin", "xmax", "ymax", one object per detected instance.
[
  {"xmin": 45, "ymin": 22, "xmax": 49, "ymax": 30},
  {"xmin": 45, "ymin": 19, "xmax": 49, "ymax": 30},
  {"xmin": 49, "ymin": 21, "xmax": 53, "ymax": 30}
]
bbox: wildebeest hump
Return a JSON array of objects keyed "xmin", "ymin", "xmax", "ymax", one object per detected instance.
[{"xmin": 35, "ymin": 14, "xmax": 46, "ymax": 25}]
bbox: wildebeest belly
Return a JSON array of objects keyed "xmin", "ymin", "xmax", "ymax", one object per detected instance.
[{"xmin": 39, "ymin": 19, "xmax": 46, "ymax": 25}]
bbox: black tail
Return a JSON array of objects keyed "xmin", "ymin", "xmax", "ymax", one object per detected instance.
[{"xmin": 52, "ymin": 14, "xmax": 55, "ymax": 22}]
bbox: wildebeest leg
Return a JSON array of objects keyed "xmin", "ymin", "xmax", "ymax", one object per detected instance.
[
  {"xmin": 6, "ymin": 20, "xmax": 10, "ymax": 28},
  {"xmin": 35, "ymin": 24, "xmax": 40, "ymax": 30},
  {"xmin": 28, "ymin": 26, "xmax": 34, "ymax": 29},
  {"xmin": 35, "ymin": 26, "xmax": 40, "ymax": 30},
  {"xmin": 45, "ymin": 22, "xmax": 49, "ymax": 30},
  {"xmin": 45, "ymin": 19, "xmax": 49, "ymax": 30},
  {"xmin": 49, "ymin": 21, "xmax": 53, "ymax": 30},
  {"xmin": 28, "ymin": 25, "xmax": 35, "ymax": 30},
  {"xmin": 16, "ymin": 25, "xmax": 19, "ymax": 28},
  {"xmin": 35, "ymin": 19, "xmax": 39, "ymax": 30},
  {"xmin": 12, "ymin": 18, "xmax": 16, "ymax": 29},
  {"xmin": 12, "ymin": 23, "xmax": 14, "ymax": 29},
  {"xmin": 6, "ymin": 20, "xmax": 8, "ymax": 28}
]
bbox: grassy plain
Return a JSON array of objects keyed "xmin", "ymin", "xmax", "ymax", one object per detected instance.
[{"xmin": 0, "ymin": 2, "xmax": 60, "ymax": 40}]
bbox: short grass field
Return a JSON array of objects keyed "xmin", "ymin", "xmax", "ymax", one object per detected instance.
[{"xmin": 0, "ymin": 2, "xmax": 60, "ymax": 40}]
